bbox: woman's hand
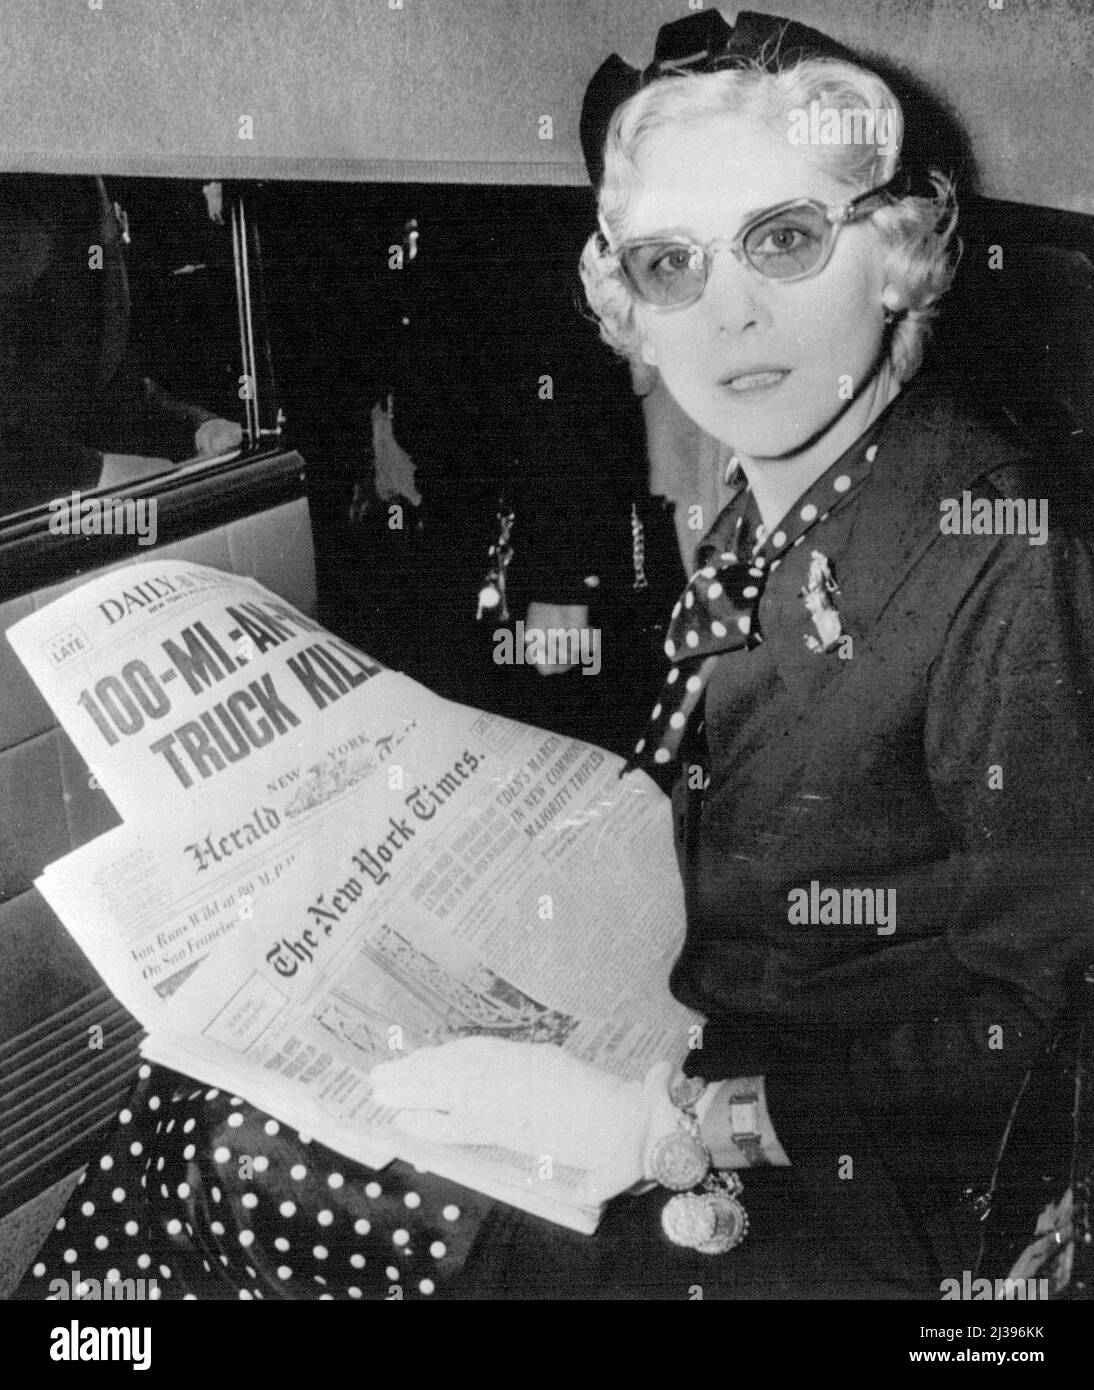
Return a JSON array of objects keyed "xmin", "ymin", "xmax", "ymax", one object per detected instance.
[
  {"xmin": 193, "ymin": 417, "xmax": 243, "ymax": 458},
  {"xmin": 524, "ymin": 602, "xmax": 591, "ymax": 675},
  {"xmin": 371, "ymin": 1038, "xmax": 672, "ymax": 1202}
]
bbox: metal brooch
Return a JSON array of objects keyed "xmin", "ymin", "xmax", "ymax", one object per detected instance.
[{"xmin": 801, "ymin": 550, "xmax": 843, "ymax": 653}]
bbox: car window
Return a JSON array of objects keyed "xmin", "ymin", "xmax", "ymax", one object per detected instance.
[{"xmin": 0, "ymin": 174, "xmax": 243, "ymax": 523}]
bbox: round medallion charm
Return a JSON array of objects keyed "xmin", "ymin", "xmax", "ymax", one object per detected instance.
[
  {"xmin": 661, "ymin": 1194, "xmax": 716, "ymax": 1249},
  {"xmin": 649, "ymin": 1130, "xmax": 710, "ymax": 1191},
  {"xmin": 669, "ymin": 1074, "xmax": 707, "ymax": 1111},
  {"xmin": 695, "ymin": 1192, "xmax": 749, "ymax": 1255},
  {"xmin": 477, "ymin": 584, "xmax": 501, "ymax": 610}
]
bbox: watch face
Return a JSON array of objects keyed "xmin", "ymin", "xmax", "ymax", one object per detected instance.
[{"xmin": 730, "ymin": 1100, "xmax": 760, "ymax": 1135}]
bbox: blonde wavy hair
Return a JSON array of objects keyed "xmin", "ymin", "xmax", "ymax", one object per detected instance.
[{"xmin": 579, "ymin": 58, "xmax": 960, "ymax": 384}]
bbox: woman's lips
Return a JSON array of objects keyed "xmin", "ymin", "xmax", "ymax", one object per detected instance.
[{"xmin": 723, "ymin": 369, "xmax": 790, "ymax": 393}]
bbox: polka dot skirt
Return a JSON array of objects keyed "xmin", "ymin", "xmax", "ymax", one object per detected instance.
[{"xmin": 16, "ymin": 1063, "xmax": 495, "ymax": 1301}]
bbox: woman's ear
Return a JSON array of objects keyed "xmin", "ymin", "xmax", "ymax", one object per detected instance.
[{"xmin": 628, "ymin": 355, "xmax": 659, "ymax": 396}]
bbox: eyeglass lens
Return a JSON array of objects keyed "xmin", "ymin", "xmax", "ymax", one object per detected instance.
[{"xmin": 622, "ymin": 203, "xmax": 834, "ymax": 304}]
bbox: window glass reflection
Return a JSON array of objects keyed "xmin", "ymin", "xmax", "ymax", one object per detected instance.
[{"xmin": 0, "ymin": 175, "xmax": 242, "ymax": 519}]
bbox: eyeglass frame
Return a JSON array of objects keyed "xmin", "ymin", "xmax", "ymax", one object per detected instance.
[{"xmin": 603, "ymin": 172, "xmax": 906, "ymax": 308}]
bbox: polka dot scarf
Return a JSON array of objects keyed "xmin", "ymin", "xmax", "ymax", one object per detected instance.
[{"xmin": 626, "ymin": 426, "xmax": 883, "ymax": 778}]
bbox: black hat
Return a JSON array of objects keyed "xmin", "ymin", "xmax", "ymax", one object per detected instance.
[{"xmin": 579, "ymin": 9, "xmax": 865, "ymax": 189}]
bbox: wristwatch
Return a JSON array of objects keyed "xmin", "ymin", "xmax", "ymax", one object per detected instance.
[{"xmin": 726, "ymin": 1088, "xmax": 768, "ymax": 1166}]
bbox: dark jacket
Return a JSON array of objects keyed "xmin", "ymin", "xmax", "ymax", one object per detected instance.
[{"xmin": 672, "ymin": 371, "xmax": 1094, "ymax": 1234}]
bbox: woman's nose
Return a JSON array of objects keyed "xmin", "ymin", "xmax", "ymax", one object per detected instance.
[{"xmin": 702, "ymin": 249, "xmax": 771, "ymax": 336}]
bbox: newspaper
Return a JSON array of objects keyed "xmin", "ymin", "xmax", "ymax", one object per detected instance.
[
  {"xmin": 141, "ymin": 710, "xmax": 697, "ymax": 1227},
  {"xmin": 7, "ymin": 560, "xmax": 398, "ymax": 823},
  {"xmin": 9, "ymin": 560, "xmax": 699, "ymax": 1230}
]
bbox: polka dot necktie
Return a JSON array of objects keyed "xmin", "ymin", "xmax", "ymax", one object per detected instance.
[{"xmin": 625, "ymin": 428, "xmax": 884, "ymax": 779}]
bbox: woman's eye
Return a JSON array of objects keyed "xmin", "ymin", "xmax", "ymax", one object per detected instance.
[
  {"xmin": 650, "ymin": 246, "xmax": 700, "ymax": 277},
  {"xmin": 762, "ymin": 227, "xmax": 803, "ymax": 251},
  {"xmin": 753, "ymin": 224, "xmax": 817, "ymax": 255}
]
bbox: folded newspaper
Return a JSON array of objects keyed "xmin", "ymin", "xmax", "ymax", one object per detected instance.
[{"xmin": 7, "ymin": 560, "xmax": 698, "ymax": 1232}]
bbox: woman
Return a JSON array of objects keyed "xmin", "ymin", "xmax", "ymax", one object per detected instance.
[
  {"xmin": 369, "ymin": 51, "xmax": 1094, "ymax": 1297},
  {"xmin": 19, "ymin": 47, "xmax": 1093, "ymax": 1302}
]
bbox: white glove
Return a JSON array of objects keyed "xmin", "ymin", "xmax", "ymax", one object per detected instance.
[{"xmin": 371, "ymin": 1037, "xmax": 674, "ymax": 1203}]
